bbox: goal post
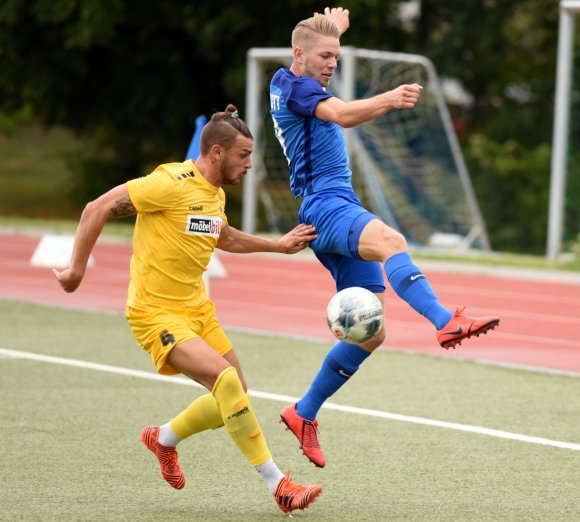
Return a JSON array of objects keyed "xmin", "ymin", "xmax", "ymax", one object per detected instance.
[
  {"xmin": 547, "ymin": 0, "xmax": 580, "ymax": 261},
  {"xmin": 243, "ymin": 46, "xmax": 491, "ymax": 252}
]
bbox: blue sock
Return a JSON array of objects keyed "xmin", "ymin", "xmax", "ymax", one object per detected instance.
[
  {"xmin": 296, "ymin": 341, "xmax": 371, "ymax": 421},
  {"xmin": 385, "ymin": 252, "xmax": 453, "ymax": 330}
]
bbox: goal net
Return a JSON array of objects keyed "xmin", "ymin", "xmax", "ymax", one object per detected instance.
[{"xmin": 243, "ymin": 47, "xmax": 490, "ymax": 251}]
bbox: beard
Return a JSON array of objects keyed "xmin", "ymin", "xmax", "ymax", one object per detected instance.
[{"xmin": 220, "ymin": 159, "xmax": 244, "ymax": 185}]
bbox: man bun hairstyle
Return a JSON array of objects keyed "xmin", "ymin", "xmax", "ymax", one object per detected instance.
[
  {"xmin": 200, "ymin": 104, "xmax": 253, "ymax": 155},
  {"xmin": 291, "ymin": 13, "xmax": 339, "ymax": 48}
]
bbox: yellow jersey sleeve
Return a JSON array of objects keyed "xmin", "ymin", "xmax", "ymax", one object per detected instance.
[{"xmin": 128, "ymin": 164, "xmax": 184, "ymax": 213}]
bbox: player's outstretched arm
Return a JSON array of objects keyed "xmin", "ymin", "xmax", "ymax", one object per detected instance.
[
  {"xmin": 53, "ymin": 183, "xmax": 136, "ymax": 293},
  {"xmin": 217, "ymin": 223, "xmax": 317, "ymax": 254},
  {"xmin": 315, "ymin": 83, "xmax": 423, "ymax": 128}
]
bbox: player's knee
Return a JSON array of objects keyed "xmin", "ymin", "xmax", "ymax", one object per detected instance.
[
  {"xmin": 381, "ymin": 228, "xmax": 407, "ymax": 253},
  {"xmin": 212, "ymin": 366, "xmax": 242, "ymax": 397},
  {"xmin": 367, "ymin": 224, "xmax": 408, "ymax": 262},
  {"xmin": 360, "ymin": 220, "xmax": 408, "ymax": 262}
]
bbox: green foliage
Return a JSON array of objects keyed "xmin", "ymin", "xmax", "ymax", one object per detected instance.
[
  {"xmin": 0, "ymin": 0, "xmax": 578, "ymax": 250},
  {"xmin": 0, "ymin": 126, "xmax": 83, "ymax": 218},
  {"xmin": 564, "ymin": 153, "xmax": 580, "ymax": 245},
  {"xmin": 0, "ymin": 104, "xmax": 34, "ymax": 134},
  {"xmin": 0, "ymin": 0, "xmax": 407, "ymax": 227},
  {"xmin": 466, "ymin": 130, "xmax": 579, "ymax": 255},
  {"xmin": 415, "ymin": 0, "xmax": 580, "ymax": 255},
  {"xmin": 568, "ymin": 233, "xmax": 580, "ymax": 267},
  {"xmin": 417, "ymin": 0, "xmax": 559, "ymax": 131},
  {"xmin": 466, "ymin": 135, "xmax": 552, "ymax": 254}
]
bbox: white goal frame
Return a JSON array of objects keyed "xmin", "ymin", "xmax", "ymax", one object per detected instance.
[
  {"xmin": 548, "ymin": 1, "xmax": 580, "ymax": 261},
  {"xmin": 243, "ymin": 46, "xmax": 490, "ymax": 251}
]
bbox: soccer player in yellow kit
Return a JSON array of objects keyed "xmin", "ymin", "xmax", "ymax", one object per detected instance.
[{"xmin": 53, "ymin": 105, "xmax": 322, "ymax": 515}]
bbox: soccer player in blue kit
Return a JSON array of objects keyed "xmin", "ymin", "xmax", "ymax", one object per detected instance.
[{"xmin": 270, "ymin": 7, "xmax": 500, "ymax": 468}]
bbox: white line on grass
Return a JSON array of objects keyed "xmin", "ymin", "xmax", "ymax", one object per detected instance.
[
  {"xmin": 6, "ymin": 297, "xmax": 579, "ymax": 379},
  {"xmin": 2, "ymin": 346, "xmax": 580, "ymax": 453}
]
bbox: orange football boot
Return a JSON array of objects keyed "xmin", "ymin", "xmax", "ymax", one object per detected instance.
[
  {"xmin": 280, "ymin": 404, "xmax": 326, "ymax": 468},
  {"xmin": 141, "ymin": 426, "xmax": 185, "ymax": 490},
  {"xmin": 437, "ymin": 307, "xmax": 500, "ymax": 349},
  {"xmin": 273, "ymin": 472, "xmax": 323, "ymax": 514}
]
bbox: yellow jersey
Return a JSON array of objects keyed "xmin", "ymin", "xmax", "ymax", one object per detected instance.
[{"xmin": 126, "ymin": 159, "xmax": 227, "ymax": 309}]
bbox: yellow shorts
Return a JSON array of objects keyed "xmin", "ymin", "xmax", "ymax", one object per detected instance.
[{"xmin": 126, "ymin": 300, "xmax": 233, "ymax": 376}]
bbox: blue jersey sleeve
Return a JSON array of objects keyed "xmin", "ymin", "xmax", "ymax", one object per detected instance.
[{"xmin": 283, "ymin": 75, "xmax": 332, "ymax": 117}]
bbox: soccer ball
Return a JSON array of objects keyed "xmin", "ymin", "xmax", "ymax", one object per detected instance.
[{"xmin": 326, "ymin": 287, "xmax": 384, "ymax": 344}]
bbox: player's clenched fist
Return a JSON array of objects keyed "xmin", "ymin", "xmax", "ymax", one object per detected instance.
[{"xmin": 387, "ymin": 83, "xmax": 423, "ymax": 109}]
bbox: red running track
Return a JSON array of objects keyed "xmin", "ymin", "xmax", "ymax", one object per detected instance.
[{"xmin": 1, "ymin": 233, "xmax": 579, "ymax": 373}]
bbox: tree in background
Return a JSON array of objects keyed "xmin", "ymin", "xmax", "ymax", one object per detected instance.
[
  {"xmin": 0, "ymin": 0, "xmax": 578, "ymax": 254},
  {"xmin": 0, "ymin": 1, "xmax": 261, "ymax": 200},
  {"xmin": 0, "ymin": 0, "xmax": 410, "ymax": 220},
  {"xmin": 414, "ymin": 0, "xmax": 579, "ymax": 254}
]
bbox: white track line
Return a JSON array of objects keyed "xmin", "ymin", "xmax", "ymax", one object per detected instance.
[{"xmin": 2, "ymin": 347, "xmax": 579, "ymax": 452}]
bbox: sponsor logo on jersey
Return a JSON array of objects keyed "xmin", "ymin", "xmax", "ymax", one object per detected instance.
[
  {"xmin": 188, "ymin": 205, "xmax": 203, "ymax": 211},
  {"xmin": 185, "ymin": 214, "xmax": 222, "ymax": 237},
  {"xmin": 177, "ymin": 171, "xmax": 195, "ymax": 180}
]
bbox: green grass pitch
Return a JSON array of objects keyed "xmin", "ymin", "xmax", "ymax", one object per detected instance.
[{"xmin": 1, "ymin": 299, "xmax": 579, "ymax": 521}]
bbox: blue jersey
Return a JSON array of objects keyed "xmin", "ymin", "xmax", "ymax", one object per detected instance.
[{"xmin": 270, "ymin": 68, "xmax": 353, "ymax": 197}]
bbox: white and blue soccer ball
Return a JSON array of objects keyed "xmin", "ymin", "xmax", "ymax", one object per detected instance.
[{"xmin": 326, "ymin": 287, "xmax": 384, "ymax": 344}]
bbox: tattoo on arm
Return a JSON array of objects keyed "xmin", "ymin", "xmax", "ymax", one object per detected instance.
[{"xmin": 110, "ymin": 195, "xmax": 137, "ymax": 217}]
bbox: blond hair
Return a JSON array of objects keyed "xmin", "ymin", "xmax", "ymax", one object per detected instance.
[{"xmin": 291, "ymin": 13, "xmax": 339, "ymax": 48}]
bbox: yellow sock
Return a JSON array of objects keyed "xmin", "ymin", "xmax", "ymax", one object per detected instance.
[
  {"xmin": 212, "ymin": 367, "xmax": 272, "ymax": 466},
  {"xmin": 170, "ymin": 393, "xmax": 224, "ymax": 439}
]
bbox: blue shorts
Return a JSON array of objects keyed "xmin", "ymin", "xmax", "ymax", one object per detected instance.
[{"xmin": 299, "ymin": 189, "xmax": 385, "ymax": 293}]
